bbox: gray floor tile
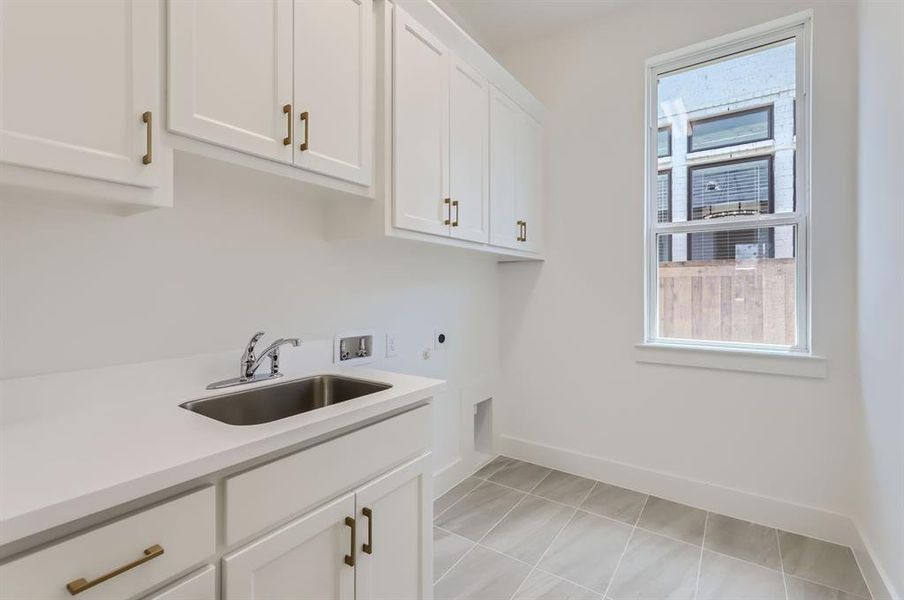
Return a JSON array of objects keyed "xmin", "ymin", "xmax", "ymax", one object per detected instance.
[
  {"xmin": 698, "ymin": 550, "xmax": 786, "ymax": 600},
  {"xmin": 435, "ymin": 477, "xmax": 482, "ymax": 516},
  {"xmin": 636, "ymin": 496, "xmax": 706, "ymax": 546},
  {"xmin": 533, "ymin": 470, "xmax": 596, "ymax": 506},
  {"xmin": 482, "ymin": 495, "xmax": 575, "ymax": 565},
  {"xmin": 435, "ymin": 481, "xmax": 525, "ymax": 541},
  {"xmin": 490, "ymin": 460, "xmax": 553, "ymax": 492},
  {"xmin": 779, "ymin": 532, "xmax": 870, "ymax": 597},
  {"xmin": 580, "ymin": 482, "xmax": 648, "ymax": 525},
  {"xmin": 704, "ymin": 513, "xmax": 781, "ymax": 570},
  {"xmin": 435, "ymin": 545, "xmax": 531, "ymax": 600},
  {"xmin": 434, "ymin": 527, "xmax": 474, "ymax": 582},
  {"xmin": 474, "ymin": 455, "xmax": 516, "ymax": 479},
  {"xmin": 513, "ymin": 570, "xmax": 601, "ymax": 600},
  {"xmin": 538, "ymin": 510, "xmax": 633, "ymax": 593},
  {"xmin": 786, "ymin": 575, "xmax": 870, "ymax": 600},
  {"xmin": 607, "ymin": 529, "xmax": 699, "ymax": 600}
]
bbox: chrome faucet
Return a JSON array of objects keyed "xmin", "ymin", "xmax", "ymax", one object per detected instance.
[{"xmin": 207, "ymin": 331, "xmax": 301, "ymax": 390}]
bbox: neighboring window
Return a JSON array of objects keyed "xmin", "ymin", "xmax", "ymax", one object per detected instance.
[
  {"xmin": 688, "ymin": 156, "xmax": 773, "ymax": 221},
  {"xmin": 657, "ymin": 126, "xmax": 672, "ymax": 158},
  {"xmin": 688, "ymin": 106, "xmax": 773, "ymax": 152},
  {"xmin": 657, "ymin": 170, "xmax": 672, "ymax": 261},
  {"xmin": 646, "ymin": 26, "xmax": 807, "ymax": 351}
]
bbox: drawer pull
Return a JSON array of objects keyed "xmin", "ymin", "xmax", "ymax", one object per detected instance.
[
  {"xmin": 444, "ymin": 198, "xmax": 451, "ymax": 225},
  {"xmin": 66, "ymin": 544, "xmax": 164, "ymax": 596},
  {"xmin": 344, "ymin": 517, "xmax": 355, "ymax": 567},
  {"xmin": 452, "ymin": 200, "xmax": 459, "ymax": 227},
  {"xmin": 362, "ymin": 507, "xmax": 373, "ymax": 554}
]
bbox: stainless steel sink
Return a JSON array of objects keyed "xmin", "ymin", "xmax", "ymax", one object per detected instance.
[{"xmin": 180, "ymin": 375, "xmax": 392, "ymax": 425}]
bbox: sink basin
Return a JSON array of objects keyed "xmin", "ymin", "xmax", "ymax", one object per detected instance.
[{"xmin": 180, "ymin": 375, "xmax": 392, "ymax": 425}]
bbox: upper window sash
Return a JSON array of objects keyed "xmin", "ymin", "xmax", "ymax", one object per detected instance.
[{"xmin": 688, "ymin": 105, "xmax": 774, "ymax": 153}]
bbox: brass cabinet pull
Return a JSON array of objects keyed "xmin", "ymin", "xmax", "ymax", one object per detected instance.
[
  {"xmin": 516, "ymin": 220, "xmax": 524, "ymax": 242},
  {"xmin": 444, "ymin": 198, "xmax": 452, "ymax": 225},
  {"xmin": 299, "ymin": 111, "xmax": 309, "ymax": 151},
  {"xmin": 141, "ymin": 111, "xmax": 152, "ymax": 165},
  {"xmin": 452, "ymin": 200, "xmax": 459, "ymax": 227},
  {"xmin": 283, "ymin": 104, "xmax": 292, "ymax": 146},
  {"xmin": 66, "ymin": 544, "xmax": 164, "ymax": 596},
  {"xmin": 522, "ymin": 220, "xmax": 527, "ymax": 242},
  {"xmin": 344, "ymin": 517, "xmax": 356, "ymax": 566},
  {"xmin": 362, "ymin": 507, "xmax": 373, "ymax": 554}
]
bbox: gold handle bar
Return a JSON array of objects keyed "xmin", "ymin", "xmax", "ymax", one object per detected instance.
[{"xmin": 66, "ymin": 544, "xmax": 164, "ymax": 596}]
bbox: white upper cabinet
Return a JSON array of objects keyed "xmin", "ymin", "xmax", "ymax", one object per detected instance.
[
  {"xmin": 388, "ymin": 5, "xmax": 543, "ymax": 257},
  {"xmin": 168, "ymin": 0, "xmax": 294, "ymax": 163},
  {"xmin": 489, "ymin": 87, "xmax": 521, "ymax": 249},
  {"xmin": 517, "ymin": 111, "xmax": 543, "ymax": 252},
  {"xmin": 392, "ymin": 6, "xmax": 451, "ymax": 237},
  {"xmin": 0, "ymin": 0, "xmax": 162, "ymax": 188},
  {"xmin": 449, "ymin": 60, "xmax": 490, "ymax": 244},
  {"xmin": 490, "ymin": 86, "xmax": 542, "ymax": 252},
  {"xmin": 294, "ymin": 0, "xmax": 374, "ymax": 185}
]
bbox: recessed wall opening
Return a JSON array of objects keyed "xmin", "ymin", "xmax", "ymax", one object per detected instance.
[{"xmin": 473, "ymin": 398, "xmax": 493, "ymax": 455}]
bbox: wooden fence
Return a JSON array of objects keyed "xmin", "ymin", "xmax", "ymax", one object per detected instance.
[{"xmin": 659, "ymin": 258, "xmax": 796, "ymax": 346}]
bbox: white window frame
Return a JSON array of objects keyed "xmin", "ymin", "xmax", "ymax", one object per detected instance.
[{"xmin": 643, "ymin": 12, "xmax": 813, "ymax": 356}]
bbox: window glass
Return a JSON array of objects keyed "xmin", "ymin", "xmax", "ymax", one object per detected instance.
[{"xmin": 689, "ymin": 107, "xmax": 772, "ymax": 152}]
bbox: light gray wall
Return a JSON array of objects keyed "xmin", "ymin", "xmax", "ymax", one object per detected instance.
[
  {"xmin": 498, "ymin": 0, "xmax": 860, "ymax": 523},
  {"xmin": 0, "ymin": 152, "xmax": 502, "ymax": 480},
  {"xmin": 856, "ymin": 0, "xmax": 904, "ymax": 594}
]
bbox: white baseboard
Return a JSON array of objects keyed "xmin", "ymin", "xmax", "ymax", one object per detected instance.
[
  {"xmin": 852, "ymin": 521, "xmax": 899, "ymax": 599},
  {"xmin": 498, "ymin": 434, "xmax": 861, "ymax": 547}
]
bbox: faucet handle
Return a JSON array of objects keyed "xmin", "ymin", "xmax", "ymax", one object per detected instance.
[{"xmin": 245, "ymin": 331, "xmax": 266, "ymax": 353}]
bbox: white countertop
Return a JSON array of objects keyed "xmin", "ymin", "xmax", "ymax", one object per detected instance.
[{"xmin": 0, "ymin": 342, "xmax": 444, "ymax": 547}]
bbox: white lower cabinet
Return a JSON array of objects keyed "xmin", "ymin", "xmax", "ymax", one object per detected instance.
[
  {"xmin": 144, "ymin": 565, "xmax": 216, "ymax": 600},
  {"xmin": 224, "ymin": 453, "xmax": 431, "ymax": 600},
  {"xmin": 355, "ymin": 454, "xmax": 432, "ymax": 600},
  {"xmin": 0, "ymin": 408, "xmax": 432, "ymax": 600},
  {"xmin": 223, "ymin": 493, "xmax": 356, "ymax": 600}
]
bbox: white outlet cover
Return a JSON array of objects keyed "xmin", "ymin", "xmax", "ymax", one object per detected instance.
[{"xmin": 385, "ymin": 333, "xmax": 398, "ymax": 358}]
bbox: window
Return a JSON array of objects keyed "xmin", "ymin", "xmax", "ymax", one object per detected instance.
[
  {"xmin": 657, "ymin": 126, "xmax": 672, "ymax": 158},
  {"xmin": 688, "ymin": 106, "xmax": 773, "ymax": 152},
  {"xmin": 646, "ymin": 19, "xmax": 809, "ymax": 352}
]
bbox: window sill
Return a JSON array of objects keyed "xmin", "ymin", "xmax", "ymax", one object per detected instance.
[{"xmin": 634, "ymin": 343, "xmax": 827, "ymax": 378}]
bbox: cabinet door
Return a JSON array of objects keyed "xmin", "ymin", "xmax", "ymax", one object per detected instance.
[
  {"xmin": 144, "ymin": 565, "xmax": 215, "ymax": 600},
  {"xmin": 489, "ymin": 87, "xmax": 521, "ymax": 249},
  {"xmin": 294, "ymin": 0, "xmax": 373, "ymax": 185},
  {"xmin": 168, "ymin": 0, "xmax": 293, "ymax": 163},
  {"xmin": 355, "ymin": 454, "xmax": 432, "ymax": 600},
  {"xmin": 392, "ymin": 6, "xmax": 450, "ymax": 237},
  {"xmin": 0, "ymin": 0, "xmax": 161, "ymax": 187},
  {"xmin": 517, "ymin": 112, "xmax": 543, "ymax": 252},
  {"xmin": 223, "ymin": 493, "xmax": 355, "ymax": 600},
  {"xmin": 449, "ymin": 60, "xmax": 489, "ymax": 244}
]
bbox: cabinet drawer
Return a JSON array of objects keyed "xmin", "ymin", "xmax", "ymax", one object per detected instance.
[
  {"xmin": 143, "ymin": 565, "xmax": 215, "ymax": 600},
  {"xmin": 0, "ymin": 488, "xmax": 215, "ymax": 600},
  {"xmin": 225, "ymin": 405, "xmax": 431, "ymax": 545}
]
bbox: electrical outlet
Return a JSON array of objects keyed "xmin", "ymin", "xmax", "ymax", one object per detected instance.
[
  {"xmin": 385, "ymin": 333, "xmax": 398, "ymax": 358},
  {"xmin": 433, "ymin": 328, "xmax": 448, "ymax": 350}
]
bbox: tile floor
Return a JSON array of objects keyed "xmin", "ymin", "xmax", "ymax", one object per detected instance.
[{"xmin": 433, "ymin": 456, "xmax": 872, "ymax": 600}]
